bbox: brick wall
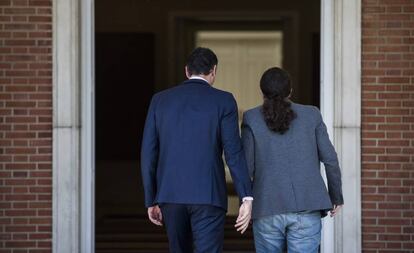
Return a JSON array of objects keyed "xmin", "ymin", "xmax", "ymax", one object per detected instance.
[
  {"xmin": 0, "ymin": 0, "xmax": 52, "ymax": 252},
  {"xmin": 362, "ymin": 0, "xmax": 414, "ymax": 252}
]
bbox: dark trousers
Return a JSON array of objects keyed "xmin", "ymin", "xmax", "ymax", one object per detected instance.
[{"xmin": 160, "ymin": 203, "xmax": 226, "ymax": 253}]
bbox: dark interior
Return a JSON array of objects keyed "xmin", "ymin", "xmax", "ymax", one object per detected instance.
[{"xmin": 95, "ymin": 1, "xmax": 320, "ymax": 252}]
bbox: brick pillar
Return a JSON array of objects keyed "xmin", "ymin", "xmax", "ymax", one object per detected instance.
[
  {"xmin": 0, "ymin": 0, "xmax": 52, "ymax": 252},
  {"xmin": 362, "ymin": 0, "xmax": 414, "ymax": 252}
]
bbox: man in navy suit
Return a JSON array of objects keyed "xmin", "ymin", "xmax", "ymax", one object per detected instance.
[{"xmin": 141, "ymin": 47, "xmax": 253, "ymax": 253}]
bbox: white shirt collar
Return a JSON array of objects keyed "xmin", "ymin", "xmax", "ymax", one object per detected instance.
[{"xmin": 189, "ymin": 76, "xmax": 209, "ymax": 84}]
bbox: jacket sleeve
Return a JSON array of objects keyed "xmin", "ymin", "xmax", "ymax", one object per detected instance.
[
  {"xmin": 241, "ymin": 114, "xmax": 255, "ymax": 179},
  {"xmin": 220, "ymin": 94, "xmax": 253, "ymax": 200},
  {"xmin": 315, "ymin": 109, "xmax": 344, "ymax": 205},
  {"xmin": 140, "ymin": 95, "xmax": 159, "ymax": 207}
]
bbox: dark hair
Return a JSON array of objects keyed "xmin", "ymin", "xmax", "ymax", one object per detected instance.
[
  {"xmin": 260, "ymin": 67, "xmax": 296, "ymax": 134},
  {"xmin": 186, "ymin": 47, "xmax": 218, "ymax": 75}
]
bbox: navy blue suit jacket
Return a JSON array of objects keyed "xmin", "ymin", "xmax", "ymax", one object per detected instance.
[{"xmin": 141, "ymin": 78, "xmax": 252, "ymax": 210}]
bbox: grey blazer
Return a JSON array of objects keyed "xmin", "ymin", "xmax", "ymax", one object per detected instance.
[{"xmin": 241, "ymin": 103, "xmax": 344, "ymax": 219}]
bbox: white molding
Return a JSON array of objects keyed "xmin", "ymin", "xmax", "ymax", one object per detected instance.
[
  {"xmin": 334, "ymin": 0, "xmax": 362, "ymax": 252},
  {"xmin": 80, "ymin": 0, "xmax": 95, "ymax": 252},
  {"xmin": 53, "ymin": 0, "xmax": 95, "ymax": 252},
  {"xmin": 320, "ymin": 0, "xmax": 335, "ymax": 251},
  {"xmin": 321, "ymin": 0, "xmax": 361, "ymax": 252},
  {"xmin": 52, "ymin": 0, "xmax": 81, "ymax": 252}
]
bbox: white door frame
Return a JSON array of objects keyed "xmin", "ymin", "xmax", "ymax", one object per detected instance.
[
  {"xmin": 320, "ymin": 0, "xmax": 361, "ymax": 252},
  {"xmin": 52, "ymin": 0, "xmax": 361, "ymax": 252},
  {"xmin": 52, "ymin": 0, "xmax": 95, "ymax": 252}
]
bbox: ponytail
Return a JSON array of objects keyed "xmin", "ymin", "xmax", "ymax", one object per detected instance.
[{"xmin": 260, "ymin": 67, "xmax": 296, "ymax": 134}]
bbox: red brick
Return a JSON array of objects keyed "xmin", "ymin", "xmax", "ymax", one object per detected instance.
[
  {"xmin": 29, "ymin": 202, "xmax": 51, "ymax": 209},
  {"xmin": 5, "ymin": 210, "xmax": 36, "ymax": 216},
  {"xmin": 379, "ymin": 45, "xmax": 410, "ymax": 52},
  {"xmin": 378, "ymin": 187, "xmax": 410, "ymax": 194},
  {"xmin": 12, "ymin": 187, "xmax": 28, "ymax": 193},
  {"xmin": 29, "ymin": 218, "xmax": 51, "ymax": 224},
  {"xmin": 378, "ymin": 219, "xmax": 411, "ymax": 226},
  {"xmin": 28, "ymin": 16, "xmax": 51, "ymax": 22},
  {"xmin": 363, "ymin": 226, "xmax": 386, "ymax": 233},
  {"xmin": 363, "ymin": 242, "xmax": 386, "ymax": 248},
  {"xmin": 4, "ymin": 40, "xmax": 36, "ymax": 46},
  {"xmin": 5, "ymin": 226, "xmax": 36, "ymax": 232},
  {"xmin": 29, "ymin": 0, "xmax": 51, "ymax": 6},
  {"xmin": 364, "ymin": 194, "xmax": 386, "ymax": 201},
  {"xmin": 4, "ymin": 8, "xmax": 35, "ymax": 14},
  {"xmin": 5, "ymin": 194, "xmax": 36, "ymax": 201},
  {"xmin": 379, "ymin": 0, "xmax": 412, "ymax": 4},
  {"xmin": 5, "ymin": 241, "xmax": 36, "ymax": 248},
  {"xmin": 378, "ymin": 155, "xmax": 410, "ymax": 162},
  {"xmin": 378, "ymin": 29, "xmax": 410, "ymax": 36},
  {"xmin": 5, "ymin": 163, "xmax": 36, "ymax": 170},
  {"xmin": 29, "ymin": 187, "xmax": 51, "ymax": 193},
  {"xmin": 379, "ymin": 14, "xmax": 411, "ymax": 20},
  {"xmin": 37, "ymin": 195, "xmax": 51, "ymax": 202},
  {"xmin": 362, "ymin": 1, "xmax": 414, "ymax": 252},
  {"xmin": 378, "ymin": 77, "xmax": 410, "ymax": 84},
  {"xmin": 386, "ymin": 132, "xmax": 402, "ymax": 139},
  {"xmin": 385, "ymin": 101, "xmax": 402, "ymax": 107},
  {"xmin": 378, "ymin": 140, "xmax": 410, "ymax": 146},
  {"xmin": 378, "ymin": 124, "xmax": 410, "ymax": 131},
  {"xmin": 29, "ymin": 233, "xmax": 51, "ymax": 240}
]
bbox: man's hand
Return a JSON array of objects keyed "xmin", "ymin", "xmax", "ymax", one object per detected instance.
[
  {"xmin": 147, "ymin": 205, "xmax": 163, "ymax": 226},
  {"xmin": 330, "ymin": 204, "xmax": 343, "ymax": 217},
  {"xmin": 235, "ymin": 200, "xmax": 252, "ymax": 234}
]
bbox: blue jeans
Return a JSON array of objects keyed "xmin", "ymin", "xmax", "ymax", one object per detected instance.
[{"xmin": 253, "ymin": 211, "xmax": 322, "ymax": 253}]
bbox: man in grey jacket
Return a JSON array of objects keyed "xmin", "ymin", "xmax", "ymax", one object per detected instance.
[{"xmin": 241, "ymin": 67, "xmax": 343, "ymax": 253}]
